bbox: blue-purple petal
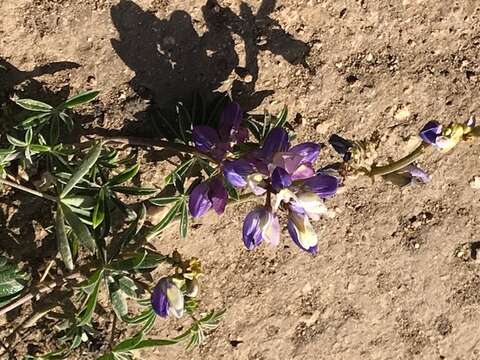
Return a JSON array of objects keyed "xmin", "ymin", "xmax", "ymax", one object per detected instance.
[
  {"xmin": 223, "ymin": 159, "xmax": 254, "ymax": 188},
  {"xmin": 192, "ymin": 125, "xmax": 220, "ymax": 152},
  {"xmin": 271, "ymin": 167, "xmax": 292, "ymax": 191},
  {"xmin": 289, "ymin": 142, "xmax": 321, "ymax": 164},
  {"xmin": 219, "ymin": 102, "xmax": 243, "ymax": 141},
  {"xmin": 151, "ymin": 280, "xmax": 169, "ymax": 317},
  {"xmin": 404, "ymin": 164, "xmax": 430, "ymax": 183},
  {"xmin": 242, "ymin": 209, "xmax": 265, "ymax": 250},
  {"xmin": 209, "ymin": 178, "xmax": 228, "ymax": 215},
  {"xmin": 419, "ymin": 121, "xmax": 442, "ymax": 145},
  {"xmin": 262, "ymin": 127, "xmax": 290, "ymax": 160},
  {"xmin": 188, "ymin": 182, "xmax": 211, "ymax": 218},
  {"xmin": 286, "ymin": 217, "xmax": 317, "ymax": 254},
  {"xmin": 302, "ymin": 174, "xmax": 339, "ymax": 198}
]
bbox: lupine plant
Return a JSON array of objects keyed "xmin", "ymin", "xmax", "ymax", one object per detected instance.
[{"xmin": 0, "ymin": 85, "xmax": 479, "ymax": 359}]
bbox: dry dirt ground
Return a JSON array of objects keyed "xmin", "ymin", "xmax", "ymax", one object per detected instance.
[{"xmin": 1, "ymin": 0, "xmax": 480, "ymax": 359}]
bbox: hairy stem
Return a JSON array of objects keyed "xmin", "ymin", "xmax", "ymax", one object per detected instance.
[
  {"xmin": 80, "ymin": 137, "xmax": 219, "ymax": 164},
  {"xmin": 0, "ymin": 272, "xmax": 83, "ymax": 317},
  {"xmin": 0, "ymin": 178, "xmax": 57, "ymax": 202},
  {"xmin": 369, "ymin": 143, "xmax": 428, "ymax": 176}
]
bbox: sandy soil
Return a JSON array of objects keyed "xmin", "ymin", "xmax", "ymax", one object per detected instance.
[{"xmin": 1, "ymin": 0, "xmax": 480, "ymax": 359}]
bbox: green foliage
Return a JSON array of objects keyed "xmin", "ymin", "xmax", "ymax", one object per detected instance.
[
  {"xmin": 0, "ymin": 91, "xmax": 224, "ymax": 359},
  {"xmin": 0, "ymin": 256, "xmax": 28, "ymax": 306}
]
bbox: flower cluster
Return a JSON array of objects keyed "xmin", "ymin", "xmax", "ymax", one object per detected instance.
[
  {"xmin": 188, "ymin": 103, "xmax": 339, "ymax": 253},
  {"xmin": 420, "ymin": 117, "xmax": 476, "ymax": 152},
  {"xmin": 188, "ymin": 102, "xmax": 248, "ymax": 218},
  {"xmin": 151, "ymin": 254, "xmax": 201, "ymax": 318}
]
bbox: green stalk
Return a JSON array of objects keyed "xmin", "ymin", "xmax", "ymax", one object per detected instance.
[
  {"xmin": 0, "ymin": 178, "xmax": 57, "ymax": 202},
  {"xmin": 369, "ymin": 143, "xmax": 428, "ymax": 176}
]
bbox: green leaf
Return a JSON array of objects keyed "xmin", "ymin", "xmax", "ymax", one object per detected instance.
[
  {"xmin": 112, "ymin": 332, "xmax": 144, "ymax": 352},
  {"xmin": 117, "ymin": 276, "xmax": 138, "ymax": 298},
  {"xmin": 108, "ymin": 164, "xmax": 139, "ymax": 186},
  {"xmin": 30, "ymin": 144, "xmax": 51, "ymax": 153},
  {"xmin": 6, "ymin": 134, "xmax": 27, "ymax": 147},
  {"xmin": 124, "ymin": 307, "xmax": 154, "ymax": 325},
  {"xmin": 149, "ymin": 196, "xmax": 179, "ymax": 206},
  {"xmin": 165, "ymin": 158, "xmax": 195, "ymax": 184},
  {"xmin": 110, "ymin": 186, "xmax": 157, "ymax": 196},
  {"xmin": 60, "ymin": 143, "xmax": 102, "ymax": 198},
  {"xmin": 78, "ymin": 269, "xmax": 103, "ymax": 325},
  {"xmin": 108, "ymin": 251, "xmax": 147, "ymax": 271},
  {"xmin": 109, "ymin": 280, "xmax": 128, "ymax": 319},
  {"xmin": 179, "ymin": 200, "xmax": 188, "ymax": 239},
  {"xmin": 55, "ymin": 204, "xmax": 74, "ymax": 271},
  {"xmin": 92, "ymin": 187, "xmax": 106, "ymax": 229},
  {"xmin": 15, "ymin": 98, "xmax": 53, "ymax": 112},
  {"xmin": 60, "ymin": 90, "xmax": 99, "ymax": 109},
  {"xmin": 76, "ymin": 268, "xmax": 103, "ymax": 294},
  {"xmin": 19, "ymin": 112, "xmax": 52, "ymax": 129},
  {"xmin": 145, "ymin": 201, "xmax": 181, "ymax": 240},
  {"xmin": 273, "ymin": 105, "xmax": 288, "ymax": 128},
  {"xmin": 60, "ymin": 202, "xmax": 96, "ymax": 253},
  {"xmin": 108, "ymin": 204, "xmax": 146, "ymax": 260}
]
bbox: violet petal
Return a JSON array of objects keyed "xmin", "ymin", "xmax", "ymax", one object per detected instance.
[
  {"xmin": 289, "ymin": 142, "xmax": 321, "ymax": 164},
  {"xmin": 151, "ymin": 278, "xmax": 169, "ymax": 317},
  {"xmin": 419, "ymin": 121, "xmax": 442, "ymax": 145},
  {"xmin": 271, "ymin": 167, "xmax": 292, "ymax": 191},
  {"xmin": 242, "ymin": 208, "xmax": 265, "ymax": 250},
  {"xmin": 302, "ymin": 174, "xmax": 339, "ymax": 198},
  {"xmin": 219, "ymin": 102, "xmax": 243, "ymax": 141},
  {"xmin": 223, "ymin": 159, "xmax": 254, "ymax": 188},
  {"xmin": 209, "ymin": 178, "xmax": 228, "ymax": 215},
  {"xmin": 192, "ymin": 125, "xmax": 220, "ymax": 152},
  {"xmin": 262, "ymin": 127, "xmax": 290, "ymax": 159},
  {"xmin": 188, "ymin": 182, "xmax": 211, "ymax": 218}
]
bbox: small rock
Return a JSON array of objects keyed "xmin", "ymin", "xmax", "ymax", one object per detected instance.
[
  {"xmin": 469, "ymin": 176, "xmax": 480, "ymax": 189},
  {"xmin": 366, "ymin": 53, "xmax": 374, "ymax": 62}
]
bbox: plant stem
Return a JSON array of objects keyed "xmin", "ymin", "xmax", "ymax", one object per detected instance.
[
  {"xmin": 0, "ymin": 272, "xmax": 82, "ymax": 317},
  {"xmin": 0, "ymin": 178, "xmax": 57, "ymax": 202},
  {"xmin": 369, "ymin": 143, "xmax": 428, "ymax": 176},
  {"xmin": 80, "ymin": 137, "xmax": 219, "ymax": 164}
]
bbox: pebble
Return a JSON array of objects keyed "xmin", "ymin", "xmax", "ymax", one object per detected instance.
[{"xmin": 469, "ymin": 176, "xmax": 480, "ymax": 189}]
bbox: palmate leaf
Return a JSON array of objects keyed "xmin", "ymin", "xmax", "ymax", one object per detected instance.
[{"xmin": 60, "ymin": 142, "xmax": 102, "ymax": 198}]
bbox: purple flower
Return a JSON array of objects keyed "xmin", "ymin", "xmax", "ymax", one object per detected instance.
[
  {"xmin": 189, "ymin": 177, "xmax": 228, "ymax": 218},
  {"xmin": 243, "ymin": 207, "xmax": 280, "ymax": 250},
  {"xmin": 261, "ymin": 127, "xmax": 290, "ymax": 160},
  {"xmin": 223, "ymin": 159, "xmax": 254, "ymax": 188},
  {"xmin": 151, "ymin": 278, "xmax": 184, "ymax": 318},
  {"xmin": 419, "ymin": 121, "xmax": 442, "ymax": 145},
  {"xmin": 218, "ymin": 102, "xmax": 248, "ymax": 143},
  {"xmin": 192, "ymin": 102, "xmax": 248, "ymax": 161},
  {"xmin": 383, "ymin": 164, "xmax": 430, "ymax": 187},
  {"xmin": 271, "ymin": 167, "xmax": 292, "ymax": 191},
  {"xmin": 287, "ymin": 208, "xmax": 318, "ymax": 254},
  {"xmin": 302, "ymin": 174, "xmax": 339, "ymax": 198},
  {"xmin": 289, "ymin": 142, "xmax": 321, "ymax": 164}
]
